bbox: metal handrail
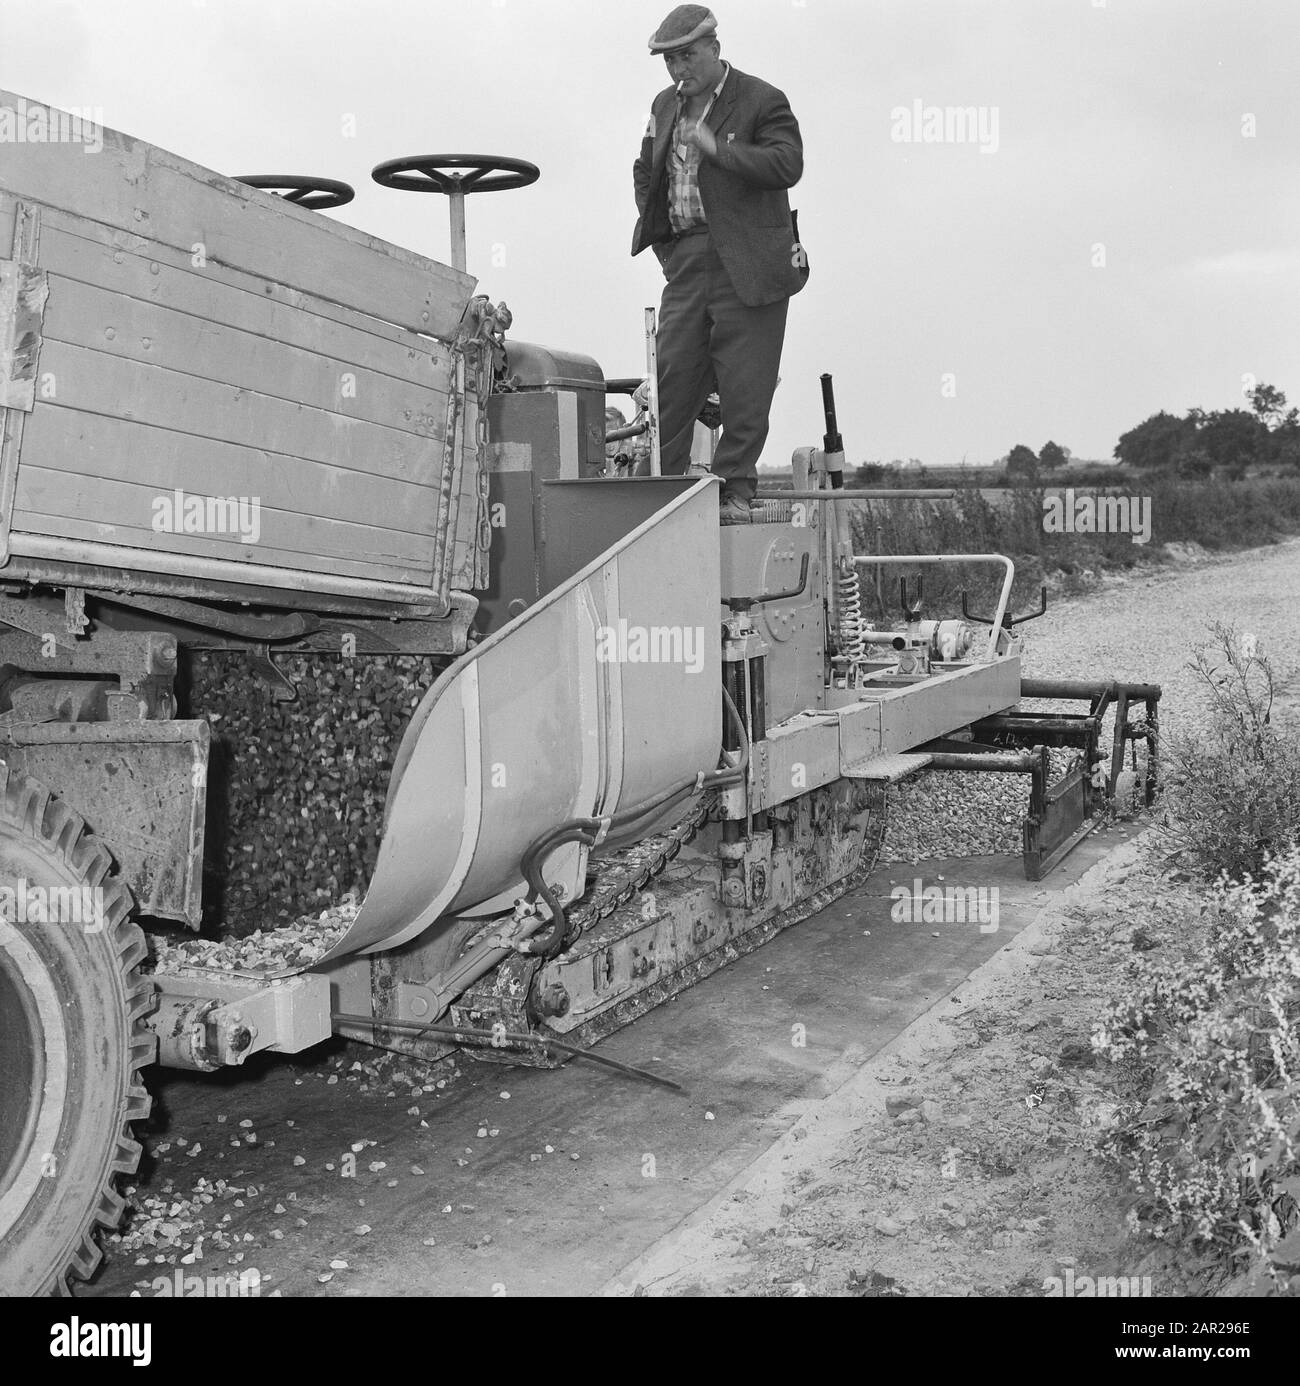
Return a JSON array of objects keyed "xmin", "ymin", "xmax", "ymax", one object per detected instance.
[{"xmin": 851, "ymin": 553, "xmax": 1015, "ymax": 662}]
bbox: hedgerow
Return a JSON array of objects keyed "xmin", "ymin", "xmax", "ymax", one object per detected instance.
[
  {"xmin": 1093, "ymin": 849, "xmax": 1300, "ymax": 1292},
  {"xmin": 1093, "ymin": 624, "xmax": 1300, "ymax": 1293}
]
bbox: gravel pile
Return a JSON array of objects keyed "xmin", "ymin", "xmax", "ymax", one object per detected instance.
[
  {"xmin": 110, "ymin": 1174, "xmax": 260, "ymax": 1264},
  {"xmin": 184, "ymin": 652, "xmax": 444, "ymax": 937},
  {"xmin": 879, "ymin": 773, "xmax": 1032, "ymax": 864},
  {"xmin": 149, "ymin": 896, "xmax": 361, "ymax": 976}
]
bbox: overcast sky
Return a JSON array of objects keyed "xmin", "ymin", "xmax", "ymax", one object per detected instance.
[{"xmin": 2, "ymin": 0, "xmax": 1295, "ymax": 468}]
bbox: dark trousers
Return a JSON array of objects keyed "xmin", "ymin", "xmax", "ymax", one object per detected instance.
[{"xmin": 649, "ymin": 232, "xmax": 789, "ymax": 501}]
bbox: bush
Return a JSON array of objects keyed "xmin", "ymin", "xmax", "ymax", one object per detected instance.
[
  {"xmin": 1093, "ymin": 847, "xmax": 1300, "ymax": 1293},
  {"xmin": 1145, "ymin": 477, "xmax": 1300, "ymax": 549},
  {"xmin": 1159, "ymin": 623, "xmax": 1300, "ymax": 884},
  {"xmin": 1177, "ymin": 449, "xmax": 1213, "ymax": 480}
]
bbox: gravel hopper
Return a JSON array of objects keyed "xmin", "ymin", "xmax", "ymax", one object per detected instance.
[{"xmin": 0, "ymin": 94, "xmax": 1160, "ymax": 1293}]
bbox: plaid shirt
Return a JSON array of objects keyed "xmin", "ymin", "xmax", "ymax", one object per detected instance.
[{"xmin": 667, "ymin": 62, "xmax": 730, "ymax": 235}]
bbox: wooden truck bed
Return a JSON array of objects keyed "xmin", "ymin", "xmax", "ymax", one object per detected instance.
[{"xmin": 0, "ymin": 90, "xmax": 485, "ymax": 613}]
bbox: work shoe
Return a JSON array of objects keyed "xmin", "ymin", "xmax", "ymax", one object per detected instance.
[{"xmin": 719, "ymin": 493, "xmax": 754, "ymax": 525}]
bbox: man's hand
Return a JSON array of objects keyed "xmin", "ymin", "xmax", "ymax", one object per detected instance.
[{"xmin": 682, "ymin": 119, "xmax": 717, "ymax": 158}]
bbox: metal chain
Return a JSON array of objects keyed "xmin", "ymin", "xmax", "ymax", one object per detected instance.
[
  {"xmin": 474, "ymin": 391, "xmax": 492, "ymax": 586},
  {"xmin": 450, "ymin": 793, "xmax": 715, "ymax": 1043},
  {"xmin": 452, "ymin": 297, "xmax": 506, "ymax": 589},
  {"xmin": 565, "ymin": 792, "xmax": 716, "ymax": 936}
]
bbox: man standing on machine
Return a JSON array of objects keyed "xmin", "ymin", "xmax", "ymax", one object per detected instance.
[{"xmin": 631, "ymin": 5, "xmax": 808, "ymax": 523}]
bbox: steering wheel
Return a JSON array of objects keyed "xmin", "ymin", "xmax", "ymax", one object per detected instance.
[
  {"xmin": 236, "ymin": 175, "xmax": 355, "ymax": 210},
  {"xmin": 371, "ymin": 155, "xmax": 540, "ymax": 196}
]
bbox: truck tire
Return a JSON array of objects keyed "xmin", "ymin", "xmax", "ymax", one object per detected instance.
[{"xmin": 0, "ymin": 764, "xmax": 151, "ymax": 1295}]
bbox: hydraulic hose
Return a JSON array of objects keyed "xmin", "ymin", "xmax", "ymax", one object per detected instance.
[{"xmin": 521, "ymin": 684, "xmax": 749, "ymax": 960}]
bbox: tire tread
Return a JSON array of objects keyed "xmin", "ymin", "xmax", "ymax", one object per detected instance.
[{"xmin": 0, "ymin": 760, "xmax": 149, "ymax": 1295}]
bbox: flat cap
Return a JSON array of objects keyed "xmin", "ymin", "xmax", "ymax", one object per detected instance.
[{"xmin": 648, "ymin": 5, "xmax": 718, "ymax": 53}]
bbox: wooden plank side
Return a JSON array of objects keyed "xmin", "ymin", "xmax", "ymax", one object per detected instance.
[
  {"xmin": 13, "ymin": 469, "xmax": 434, "ymax": 583},
  {"xmin": 42, "ymin": 276, "xmax": 453, "ymax": 438},
  {"xmin": 22, "ymin": 408, "xmax": 440, "ymax": 533},
  {"xmin": 37, "ymin": 214, "xmax": 451, "ymax": 383},
  {"xmin": 9, "ymin": 515, "xmax": 430, "ymax": 589},
  {"xmin": 0, "ymin": 91, "xmax": 477, "ymax": 339},
  {"xmin": 34, "ymin": 341, "xmax": 448, "ymax": 486}
]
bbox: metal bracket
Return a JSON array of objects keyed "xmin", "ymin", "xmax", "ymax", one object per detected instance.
[
  {"xmin": 394, "ymin": 982, "xmax": 442, "ymax": 1024},
  {"xmin": 645, "ymin": 308, "xmax": 662, "ymax": 476},
  {"xmin": 63, "ymin": 586, "xmax": 88, "ymax": 636},
  {"xmin": 249, "ymin": 645, "xmax": 299, "ymax": 702},
  {"xmin": 0, "ymin": 590, "xmax": 80, "ymax": 650},
  {"xmin": 0, "ymin": 617, "xmax": 178, "ymax": 719},
  {"xmin": 150, "ymin": 970, "xmax": 333, "ymax": 1070}
]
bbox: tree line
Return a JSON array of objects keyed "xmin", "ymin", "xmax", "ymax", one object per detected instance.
[
  {"xmin": 1111, "ymin": 384, "xmax": 1299, "ymax": 479},
  {"xmin": 1002, "ymin": 383, "xmax": 1299, "ymax": 483},
  {"xmin": 848, "ymin": 383, "xmax": 1298, "ymax": 488}
]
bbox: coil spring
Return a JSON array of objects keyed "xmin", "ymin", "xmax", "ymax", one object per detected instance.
[{"xmin": 837, "ymin": 568, "xmax": 866, "ymax": 662}]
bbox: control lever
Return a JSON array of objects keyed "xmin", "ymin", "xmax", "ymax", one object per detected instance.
[
  {"xmin": 961, "ymin": 585, "xmax": 1048, "ymax": 629},
  {"xmin": 724, "ymin": 553, "xmax": 810, "ymax": 612},
  {"xmin": 819, "ymin": 373, "xmax": 856, "ymax": 572}
]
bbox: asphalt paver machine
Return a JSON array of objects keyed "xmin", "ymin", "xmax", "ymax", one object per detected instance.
[{"xmin": 0, "ymin": 95, "xmax": 1159, "ymax": 1292}]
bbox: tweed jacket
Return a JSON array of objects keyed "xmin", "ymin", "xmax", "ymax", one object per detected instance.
[{"xmin": 632, "ymin": 66, "xmax": 805, "ymax": 308}]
